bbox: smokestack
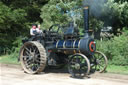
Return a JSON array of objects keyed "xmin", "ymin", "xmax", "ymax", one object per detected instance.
[{"xmin": 83, "ymin": 6, "xmax": 89, "ymax": 35}]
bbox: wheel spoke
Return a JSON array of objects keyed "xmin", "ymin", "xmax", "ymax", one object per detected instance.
[
  {"xmin": 20, "ymin": 41, "xmax": 47, "ymax": 74},
  {"xmin": 68, "ymin": 54, "xmax": 90, "ymax": 78},
  {"xmin": 33, "ymin": 46, "xmax": 38, "ymax": 55},
  {"xmin": 80, "ymin": 63, "xmax": 86, "ymax": 68},
  {"xmin": 99, "ymin": 63, "xmax": 104, "ymax": 67},
  {"xmin": 94, "ymin": 51, "xmax": 108, "ymax": 73},
  {"xmin": 26, "ymin": 59, "xmax": 33, "ymax": 65},
  {"xmin": 76, "ymin": 57, "xmax": 80, "ymax": 63},
  {"xmin": 22, "ymin": 56, "xmax": 28, "ymax": 60},
  {"xmin": 25, "ymin": 51, "xmax": 30, "ymax": 56},
  {"xmin": 35, "ymin": 48, "xmax": 39, "ymax": 54},
  {"xmin": 24, "ymin": 47, "xmax": 30, "ymax": 53},
  {"xmin": 98, "ymin": 65, "xmax": 100, "ymax": 69},
  {"xmin": 26, "ymin": 58, "xmax": 32, "ymax": 63},
  {"xmin": 29, "ymin": 48, "xmax": 32, "ymax": 54},
  {"xmin": 34, "ymin": 58, "xmax": 40, "ymax": 63},
  {"xmin": 99, "ymin": 56, "xmax": 104, "ymax": 60},
  {"xmin": 35, "ymin": 53, "xmax": 40, "ymax": 58}
]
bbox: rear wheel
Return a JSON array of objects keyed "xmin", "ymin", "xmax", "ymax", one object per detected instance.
[
  {"xmin": 19, "ymin": 41, "xmax": 47, "ymax": 74},
  {"xmin": 68, "ymin": 53, "xmax": 90, "ymax": 78}
]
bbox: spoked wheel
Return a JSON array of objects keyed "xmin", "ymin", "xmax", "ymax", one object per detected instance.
[
  {"xmin": 94, "ymin": 51, "xmax": 108, "ymax": 73},
  {"xmin": 68, "ymin": 53, "xmax": 90, "ymax": 78},
  {"xmin": 19, "ymin": 41, "xmax": 47, "ymax": 74}
]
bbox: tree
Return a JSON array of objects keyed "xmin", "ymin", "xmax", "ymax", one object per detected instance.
[
  {"xmin": 40, "ymin": 0, "xmax": 83, "ymax": 29},
  {"xmin": 102, "ymin": 0, "xmax": 128, "ymax": 34},
  {"xmin": 0, "ymin": 0, "xmax": 49, "ymax": 54},
  {"xmin": 40, "ymin": 0, "xmax": 109, "ymax": 32},
  {"xmin": 0, "ymin": 2, "xmax": 28, "ymax": 54}
]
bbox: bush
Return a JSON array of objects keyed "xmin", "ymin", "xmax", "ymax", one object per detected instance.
[
  {"xmin": 9, "ymin": 37, "xmax": 23, "ymax": 58},
  {"xmin": 96, "ymin": 30, "xmax": 128, "ymax": 66}
]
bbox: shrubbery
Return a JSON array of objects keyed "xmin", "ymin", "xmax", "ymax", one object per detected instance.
[
  {"xmin": 8, "ymin": 37, "xmax": 23, "ymax": 58},
  {"xmin": 96, "ymin": 29, "xmax": 128, "ymax": 66}
]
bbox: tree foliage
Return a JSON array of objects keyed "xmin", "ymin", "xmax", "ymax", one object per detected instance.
[
  {"xmin": 101, "ymin": 0, "xmax": 128, "ymax": 34},
  {"xmin": 40, "ymin": 0, "xmax": 83, "ymax": 29},
  {"xmin": 0, "ymin": 0, "xmax": 48, "ymax": 54},
  {"xmin": 0, "ymin": 2, "xmax": 27, "ymax": 53},
  {"xmin": 96, "ymin": 28, "xmax": 128, "ymax": 66}
]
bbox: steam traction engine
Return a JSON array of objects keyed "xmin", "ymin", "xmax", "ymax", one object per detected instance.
[{"xmin": 19, "ymin": 7, "xmax": 108, "ymax": 78}]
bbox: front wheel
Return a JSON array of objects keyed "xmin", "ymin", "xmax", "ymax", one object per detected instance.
[
  {"xmin": 68, "ymin": 53, "xmax": 90, "ymax": 78},
  {"xmin": 94, "ymin": 51, "xmax": 108, "ymax": 73}
]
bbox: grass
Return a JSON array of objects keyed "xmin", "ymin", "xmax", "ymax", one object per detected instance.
[
  {"xmin": 0, "ymin": 55, "xmax": 19, "ymax": 65},
  {"xmin": 0, "ymin": 55, "xmax": 128, "ymax": 75},
  {"xmin": 107, "ymin": 65, "xmax": 128, "ymax": 75}
]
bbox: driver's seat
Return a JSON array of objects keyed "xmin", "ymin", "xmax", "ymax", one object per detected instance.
[{"xmin": 64, "ymin": 22, "xmax": 75, "ymax": 37}]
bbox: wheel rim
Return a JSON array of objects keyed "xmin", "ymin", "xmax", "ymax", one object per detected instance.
[
  {"xmin": 94, "ymin": 51, "xmax": 108, "ymax": 73},
  {"xmin": 20, "ymin": 41, "xmax": 46, "ymax": 74},
  {"xmin": 68, "ymin": 53, "xmax": 90, "ymax": 78}
]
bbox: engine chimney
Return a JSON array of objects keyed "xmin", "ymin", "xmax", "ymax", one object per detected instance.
[{"xmin": 83, "ymin": 6, "xmax": 89, "ymax": 36}]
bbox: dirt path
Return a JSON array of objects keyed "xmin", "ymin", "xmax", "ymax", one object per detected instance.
[{"xmin": 0, "ymin": 64, "xmax": 128, "ymax": 85}]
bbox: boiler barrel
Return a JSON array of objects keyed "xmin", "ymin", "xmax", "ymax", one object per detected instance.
[
  {"xmin": 52, "ymin": 40, "xmax": 80, "ymax": 54},
  {"xmin": 52, "ymin": 38, "xmax": 96, "ymax": 55},
  {"xmin": 54, "ymin": 40, "xmax": 80, "ymax": 49}
]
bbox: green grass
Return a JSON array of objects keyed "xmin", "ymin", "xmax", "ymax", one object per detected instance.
[
  {"xmin": 107, "ymin": 65, "xmax": 128, "ymax": 75},
  {"xmin": 0, "ymin": 55, "xmax": 19, "ymax": 65}
]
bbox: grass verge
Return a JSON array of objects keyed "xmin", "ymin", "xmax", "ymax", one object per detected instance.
[
  {"xmin": 107, "ymin": 65, "xmax": 128, "ymax": 75},
  {"xmin": 0, "ymin": 55, "xmax": 19, "ymax": 65}
]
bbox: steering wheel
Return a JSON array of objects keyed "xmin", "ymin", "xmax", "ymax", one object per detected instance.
[{"xmin": 48, "ymin": 24, "xmax": 61, "ymax": 33}]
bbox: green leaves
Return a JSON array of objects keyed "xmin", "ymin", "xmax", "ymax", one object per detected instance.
[
  {"xmin": 102, "ymin": 0, "xmax": 128, "ymax": 31},
  {"xmin": 0, "ymin": 1, "xmax": 48, "ymax": 55},
  {"xmin": 96, "ymin": 29, "xmax": 128, "ymax": 66},
  {"xmin": 40, "ymin": 0, "xmax": 83, "ymax": 29}
]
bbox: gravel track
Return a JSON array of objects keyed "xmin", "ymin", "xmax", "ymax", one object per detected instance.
[{"xmin": 0, "ymin": 64, "xmax": 128, "ymax": 85}]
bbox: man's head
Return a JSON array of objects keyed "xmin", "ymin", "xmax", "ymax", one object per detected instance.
[
  {"xmin": 32, "ymin": 24, "xmax": 37, "ymax": 29},
  {"xmin": 38, "ymin": 25, "xmax": 41, "ymax": 29}
]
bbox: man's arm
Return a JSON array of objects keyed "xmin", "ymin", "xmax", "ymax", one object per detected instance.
[{"xmin": 30, "ymin": 29, "xmax": 35, "ymax": 35}]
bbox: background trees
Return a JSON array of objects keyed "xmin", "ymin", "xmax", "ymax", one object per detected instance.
[
  {"xmin": 41, "ymin": 0, "xmax": 128, "ymax": 33},
  {"xmin": 40, "ymin": 0, "xmax": 83, "ymax": 29},
  {"xmin": 0, "ymin": 0, "xmax": 48, "ymax": 54}
]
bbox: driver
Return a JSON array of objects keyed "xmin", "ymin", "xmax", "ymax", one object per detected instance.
[{"xmin": 30, "ymin": 24, "xmax": 38, "ymax": 36}]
